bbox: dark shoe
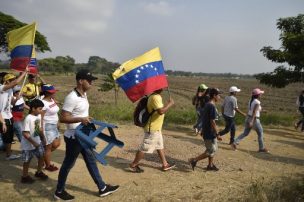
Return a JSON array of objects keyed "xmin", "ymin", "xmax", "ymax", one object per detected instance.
[
  {"xmin": 258, "ymin": 148, "xmax": 270, "ymax": 153},
  {"xmin": 162, "ymin": 163, "xmax": 176, "ymax": 171},
  {"xmin": 206, "ymin": 165, "xmax": 219, "ymax": 171},
  {"xmin": 54, "ymin": 190, "xmax": 75, "ymax": 201},
  {"xmin": 35, "ymin": 171, "xmax": 48, "ymax": 180},
  {"xmin": 189, "ymin": 158, "xmax": 197, "ymax": 171},
  {"xmin": 21, "ymin": 175, "xmax": 35, "ymax": 184},
  {"xmin": 99, "ymin": 184, "xmax": 119, "ymax": 197},
  {"xmin": 45, "ymin": 164, "xmax": 59, "ymax": 172},
  {"xmin": 129, "ymin": 165, "xmax": 144, "ymax": 173}
]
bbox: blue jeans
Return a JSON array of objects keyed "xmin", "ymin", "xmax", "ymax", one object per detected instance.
[
  {"xmin": 194, "ymin": 107, "xmax": 204, "ymax": 131},
  {"xmin": 219, "ymin": 114, "xmax": 235, "ymax": 143},
  {"xmin": 234, "ymin": 116, "xmax": 265, "ymax": 150},
  {"xmin": 13, "ymin": 121, "xmax": 23, "ymax": 142},
  {"xmin": 56, "ymin": 136, "xmax": 106, "ymax": 192}
]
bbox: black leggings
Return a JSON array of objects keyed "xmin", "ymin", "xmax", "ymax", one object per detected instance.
[{"xmin": 1, "ymin": 118, "xmax": 14, "ymax": 144}]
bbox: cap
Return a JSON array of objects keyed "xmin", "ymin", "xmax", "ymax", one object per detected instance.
[
  {"xmin": 42, "ymin": 84, "xmax": 58, "ymax": 93},
  {"xmin": 209, "ymin": 88, "xmax": 223, "ymax": 97},
  {"xmin": 13, "ymin": 85, "xmax": 22, "ymax": 93},
  {"xmin": 199, "ymin": 83, "xmax": 208, "ymax": 90},
  {"xmin": 3, "ymin": 73, "xmax": 16, "ymax": 82},
  {"xmin": 229, "ymin": 86, "xmax": 241, "ymax": 93},
  {"xmin": 252, "ymin": 88, "xmax": 264, "ymax": 96},
  {"xmin": 76, "ymin": 69, "xmax": 98, "ymax": 81}
]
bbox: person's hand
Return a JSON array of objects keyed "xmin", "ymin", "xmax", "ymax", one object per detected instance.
[
  {"xmin": 2, "ymin": 124, "xmax": 7, "ymax": 134},
  {"xmin": 248, "ymin": 122, "xmax": 253, "ymax": 128},
  {"xmin": 168, "ymin": 97, "xmax": 174, "ymax": 106},
  {"xmin": 81, "ymin": 117, "xmax": 91, "ymax": 125}
]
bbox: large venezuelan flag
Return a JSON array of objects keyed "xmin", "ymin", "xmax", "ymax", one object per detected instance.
[
  {"xmin": 113, "ymin": 47, "xmax": 168, "ymax": 102},
  {"xmin": 7, "ymin": 22, "xmax": 36, "ymax": 72}
]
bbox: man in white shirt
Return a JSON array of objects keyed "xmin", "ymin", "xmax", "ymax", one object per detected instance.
[
  {"xmin": 218, "ymin": 86, "xmax": 246, "ymax": 144},
  {"xmin": 54, "ymin": 69, "xmax": 119, "ymax": 201}
]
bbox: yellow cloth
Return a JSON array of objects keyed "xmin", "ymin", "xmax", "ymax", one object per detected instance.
[
  {"xmin": 22, "ymin": 82, "xmax": 42, "ymax": 99},
  {"xmin": 144, "ymin": 94, "xmax": 164, "ymax": 132}
]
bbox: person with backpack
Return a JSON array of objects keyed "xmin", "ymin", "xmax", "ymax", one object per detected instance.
[
  {"xmin": 129, "ymin": 88, "xmax": 175, "ymax": 173},
  {"xmin": 295, "ymin": 90, "xmax": 304, "ymax": 132}
]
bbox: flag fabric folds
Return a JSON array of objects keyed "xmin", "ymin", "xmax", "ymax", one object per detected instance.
[
  {"xmin": 113, "ymin": 47, "xmax": 168, "ymax": 102},
  {"xmin": 7, "ymin": 22, "xmax": 37, "ymax": 73}
]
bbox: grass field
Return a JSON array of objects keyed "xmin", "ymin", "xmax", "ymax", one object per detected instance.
[{"xmin": 40, "ymin": 74, "xmax": 303, "ymax": 127}]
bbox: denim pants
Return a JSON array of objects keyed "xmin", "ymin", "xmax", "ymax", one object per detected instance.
[
  {"xmin": 13, "ymin": 121, "xmax": 23, "ymax": 142},
  {"xmin": 234, "ymin": 116, "xmax": 265, "ymax": 150},
  {"xmin": 194, "ymin": 107, "xmax": 204, "ymax": 131},
  {"xmin": 56, "ymin": 136, "xmax": 106, "ymax": 192},
  {"xmin": 219, "ymin": 114, "xmax": 236, "ymax": 142},
  {"xmin": 296, "ymin": 107, "xmax": 304, "ymax": 131}
]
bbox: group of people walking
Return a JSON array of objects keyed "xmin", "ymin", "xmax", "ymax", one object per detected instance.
[{"xmin": 0, "ymin": 68, "xmax": 302, "ymax": 201}]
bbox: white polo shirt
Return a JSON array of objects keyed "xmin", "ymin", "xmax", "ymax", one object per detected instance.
[
  {"xmin": 62, "ymin": 89, "xmax": 89, "ymax": 138},
  {"xmin": 0, "ymin": 84, "xmax": 13, "ymax": 119}
]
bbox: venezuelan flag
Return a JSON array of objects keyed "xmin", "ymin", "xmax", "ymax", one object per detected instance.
[
  {"xmin": 7, "ymin": 22, "xmax": 36, "ymax": 72},
  {"xmin": 113, "ymin": 47, "xmax": 168, "ymax": 102},
  {"xmin": 28, "ymin": 48, "xmax": 38, "ymax": 74}
]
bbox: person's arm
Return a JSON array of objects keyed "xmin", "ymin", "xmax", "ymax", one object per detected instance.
[
  {"xmin": 2, "ymin": 70, "xmax": 27, "ymax": 91},
  {"xmin": 236, "ymin": 108, "xmax": 246, "ymax": 117},
  {"xmin": 211, "ymin": 119, "xmax": 219, "ymax": 137},
  {"xmin": 0, "ymin": 114, "xmax": 7, "ymax": 133},
  {"xmin": 157, "ymin": 97, "xmax": 174, "ymax": 115},
  {"xmin": 59, "ymin": 110, "xmax": 91, "ymax": 125},
  {"xmin": 249, "ymin": 104, "xmax": 259, "ymax": 128},
  {"xmin": 23, "ymin": 131, "xmax": 39, "ymax": 147}
]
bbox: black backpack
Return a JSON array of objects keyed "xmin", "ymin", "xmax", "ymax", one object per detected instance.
[{"xmin": 133, "ymin": 95, "xmax": 155, "ymax": 127}]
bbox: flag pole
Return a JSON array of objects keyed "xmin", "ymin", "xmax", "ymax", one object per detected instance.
[
  {"xmin": 19, "ymin": 68, "xmax": 29, "ymax": 97},
  {"xmin": 166, "ymin": 87, "xmax": 171, "ymax": 99}
]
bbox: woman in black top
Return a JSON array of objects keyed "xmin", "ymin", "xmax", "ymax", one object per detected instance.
[{"xmin": 295, "ymin": 90, "xmax": 304, "ymax": 132}]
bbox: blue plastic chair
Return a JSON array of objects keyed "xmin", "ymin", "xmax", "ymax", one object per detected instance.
[{"xmin": 75, "ymin": 120, "xmax": 124, "ymax": 165}]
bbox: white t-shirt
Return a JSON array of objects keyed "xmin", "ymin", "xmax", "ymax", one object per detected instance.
[
  {"xmin": 222, "ymin": 95, "xmax": 238, "ymax": 117},
  {"xmin": 21, "ymin": 114, "xmax": 42, "ymax": 150},
  {"xmin": 62, "ymin": 90, "xmax": 89, "ymax": 138},
  {"xmin": 248, "ymin": 99, "xmax": 262, "ymax": 118},
  {"xmin": 0, "ymin": 84, "xmax": 13, "ymax": 119},
  {"xmin": 42, "ymin": 98, "xmax": 59, "ymax": 124}
]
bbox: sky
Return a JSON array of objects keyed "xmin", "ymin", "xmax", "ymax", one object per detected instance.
[{"xmin": 1, "ymin": 0, "xmax": 303, "ymax": 74}]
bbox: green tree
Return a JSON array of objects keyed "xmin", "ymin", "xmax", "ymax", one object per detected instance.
[
  {"xmin": 256, "ymin": 14, "xmax": 304, "ymax": 88},
  {"xmin": 0, "ymin": 11, "xmax": 51, "ymax": 54},
  {"xmin": 99, "ymin": 73, "xmax": 119, "ymax": 105}
]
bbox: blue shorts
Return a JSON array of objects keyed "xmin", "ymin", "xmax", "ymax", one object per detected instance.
[
  {"xmin": 44, "ymin": 123, "xmax": 60, "ymax": 145},
  {"xmin": 21, "ymin": 144, "xmax": 45, "ymax": 163}
]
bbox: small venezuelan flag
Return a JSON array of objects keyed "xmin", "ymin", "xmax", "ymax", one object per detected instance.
[
  {"xmin": 7, "ymin": 22, "xmax": 36, "ymax": 72},
  {"xmin": 113, "ymin": 47, "xmax": 168, "ymax": 102}
]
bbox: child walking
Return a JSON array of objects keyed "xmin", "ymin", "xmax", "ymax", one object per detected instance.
[{"xmin": 21, "ymin": 99, "xmax": 48, "ymax": 183}]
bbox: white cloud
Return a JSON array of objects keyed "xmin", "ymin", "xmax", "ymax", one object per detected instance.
[{"xmin": 143, "ymin": 1, "xmax": 174, "ymax": 16}]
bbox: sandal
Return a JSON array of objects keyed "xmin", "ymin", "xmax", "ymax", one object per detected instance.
[{"xmin": 129, "ymin": 165, "xmax": 144, "ymax": 173}]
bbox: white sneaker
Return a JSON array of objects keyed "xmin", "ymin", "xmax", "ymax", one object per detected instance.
[{"xmin": 6, "ymin": 154, "xmax": 21, "ymax": 160}]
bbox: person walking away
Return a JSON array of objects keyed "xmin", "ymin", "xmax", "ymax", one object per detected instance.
[
  {"xmin": 54, "ymin": 69, "xmax": 119, "ymax": 201},
  {"xmin": 40, "ymin": 84, "xmax": 61, "ymax": 171},
  {"xmin": 129, "ymin": 88, "xmax": 175, "ymax": 172},
  {"xmin": 192, "ymin": 84, "xmax": 209, "ymax": 135},
  {"xmin": 188, "ymin": 88, "xmax": 223, "ymax": 171},
  {"xmin": 218, "ymin": 86, "xmax": 246, "ymax": 144},
  {"xmin": 231, "ymin": 88, "xmax": 269, "ymax": 153},
  {"xmin": 21, "ymin": 99, "xmax": 48, "ymax": 183},
  {"xmin": 12, "ymin": 85, "xmax": 29, "ymax": 142},
  {"xmin": 22, "ymin": 74, "xmax": 46, "ymax": 105},
  {"xmin": 295, "ymin": 90, "xmax": 304, "ymax": 132},
  {"xmin": 0, "ymin": 71, "xmax": 27, "ymax": 160}
]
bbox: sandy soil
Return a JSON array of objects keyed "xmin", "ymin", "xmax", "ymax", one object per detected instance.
[{"xmin": 0, "ymin": 124, "xmax": 303, "ymax": 201}]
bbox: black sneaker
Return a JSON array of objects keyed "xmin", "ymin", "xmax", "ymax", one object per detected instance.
[
  {"xmin": 206, "ymin": 165, "xmax": 219, "ymax": 171},
  {"xmin": 34, "ymin": 171, "xmax": 48, "ymax": 180},
  {"xmin": 21, "ymin": 175, "xmax": 35, "ymax": 184},
  {"xmin": 189, "ymin": 159, "xmax": 197, "ymax": 171},
  {"xmin": 99, "ymin": 184, "xmax": 119, "ymax": 197},
  {"xmin": 54, "ymin": 190, "xmax": 75, "ymax": 201}
]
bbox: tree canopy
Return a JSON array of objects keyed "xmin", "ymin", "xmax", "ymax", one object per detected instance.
[
  {"xmin": 0, "ymin": 11, "xmax": 51, "ymax": 54},
  {"xmin": 256, "ymin": 14, "xmax": 304, "ymax": 88}
]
